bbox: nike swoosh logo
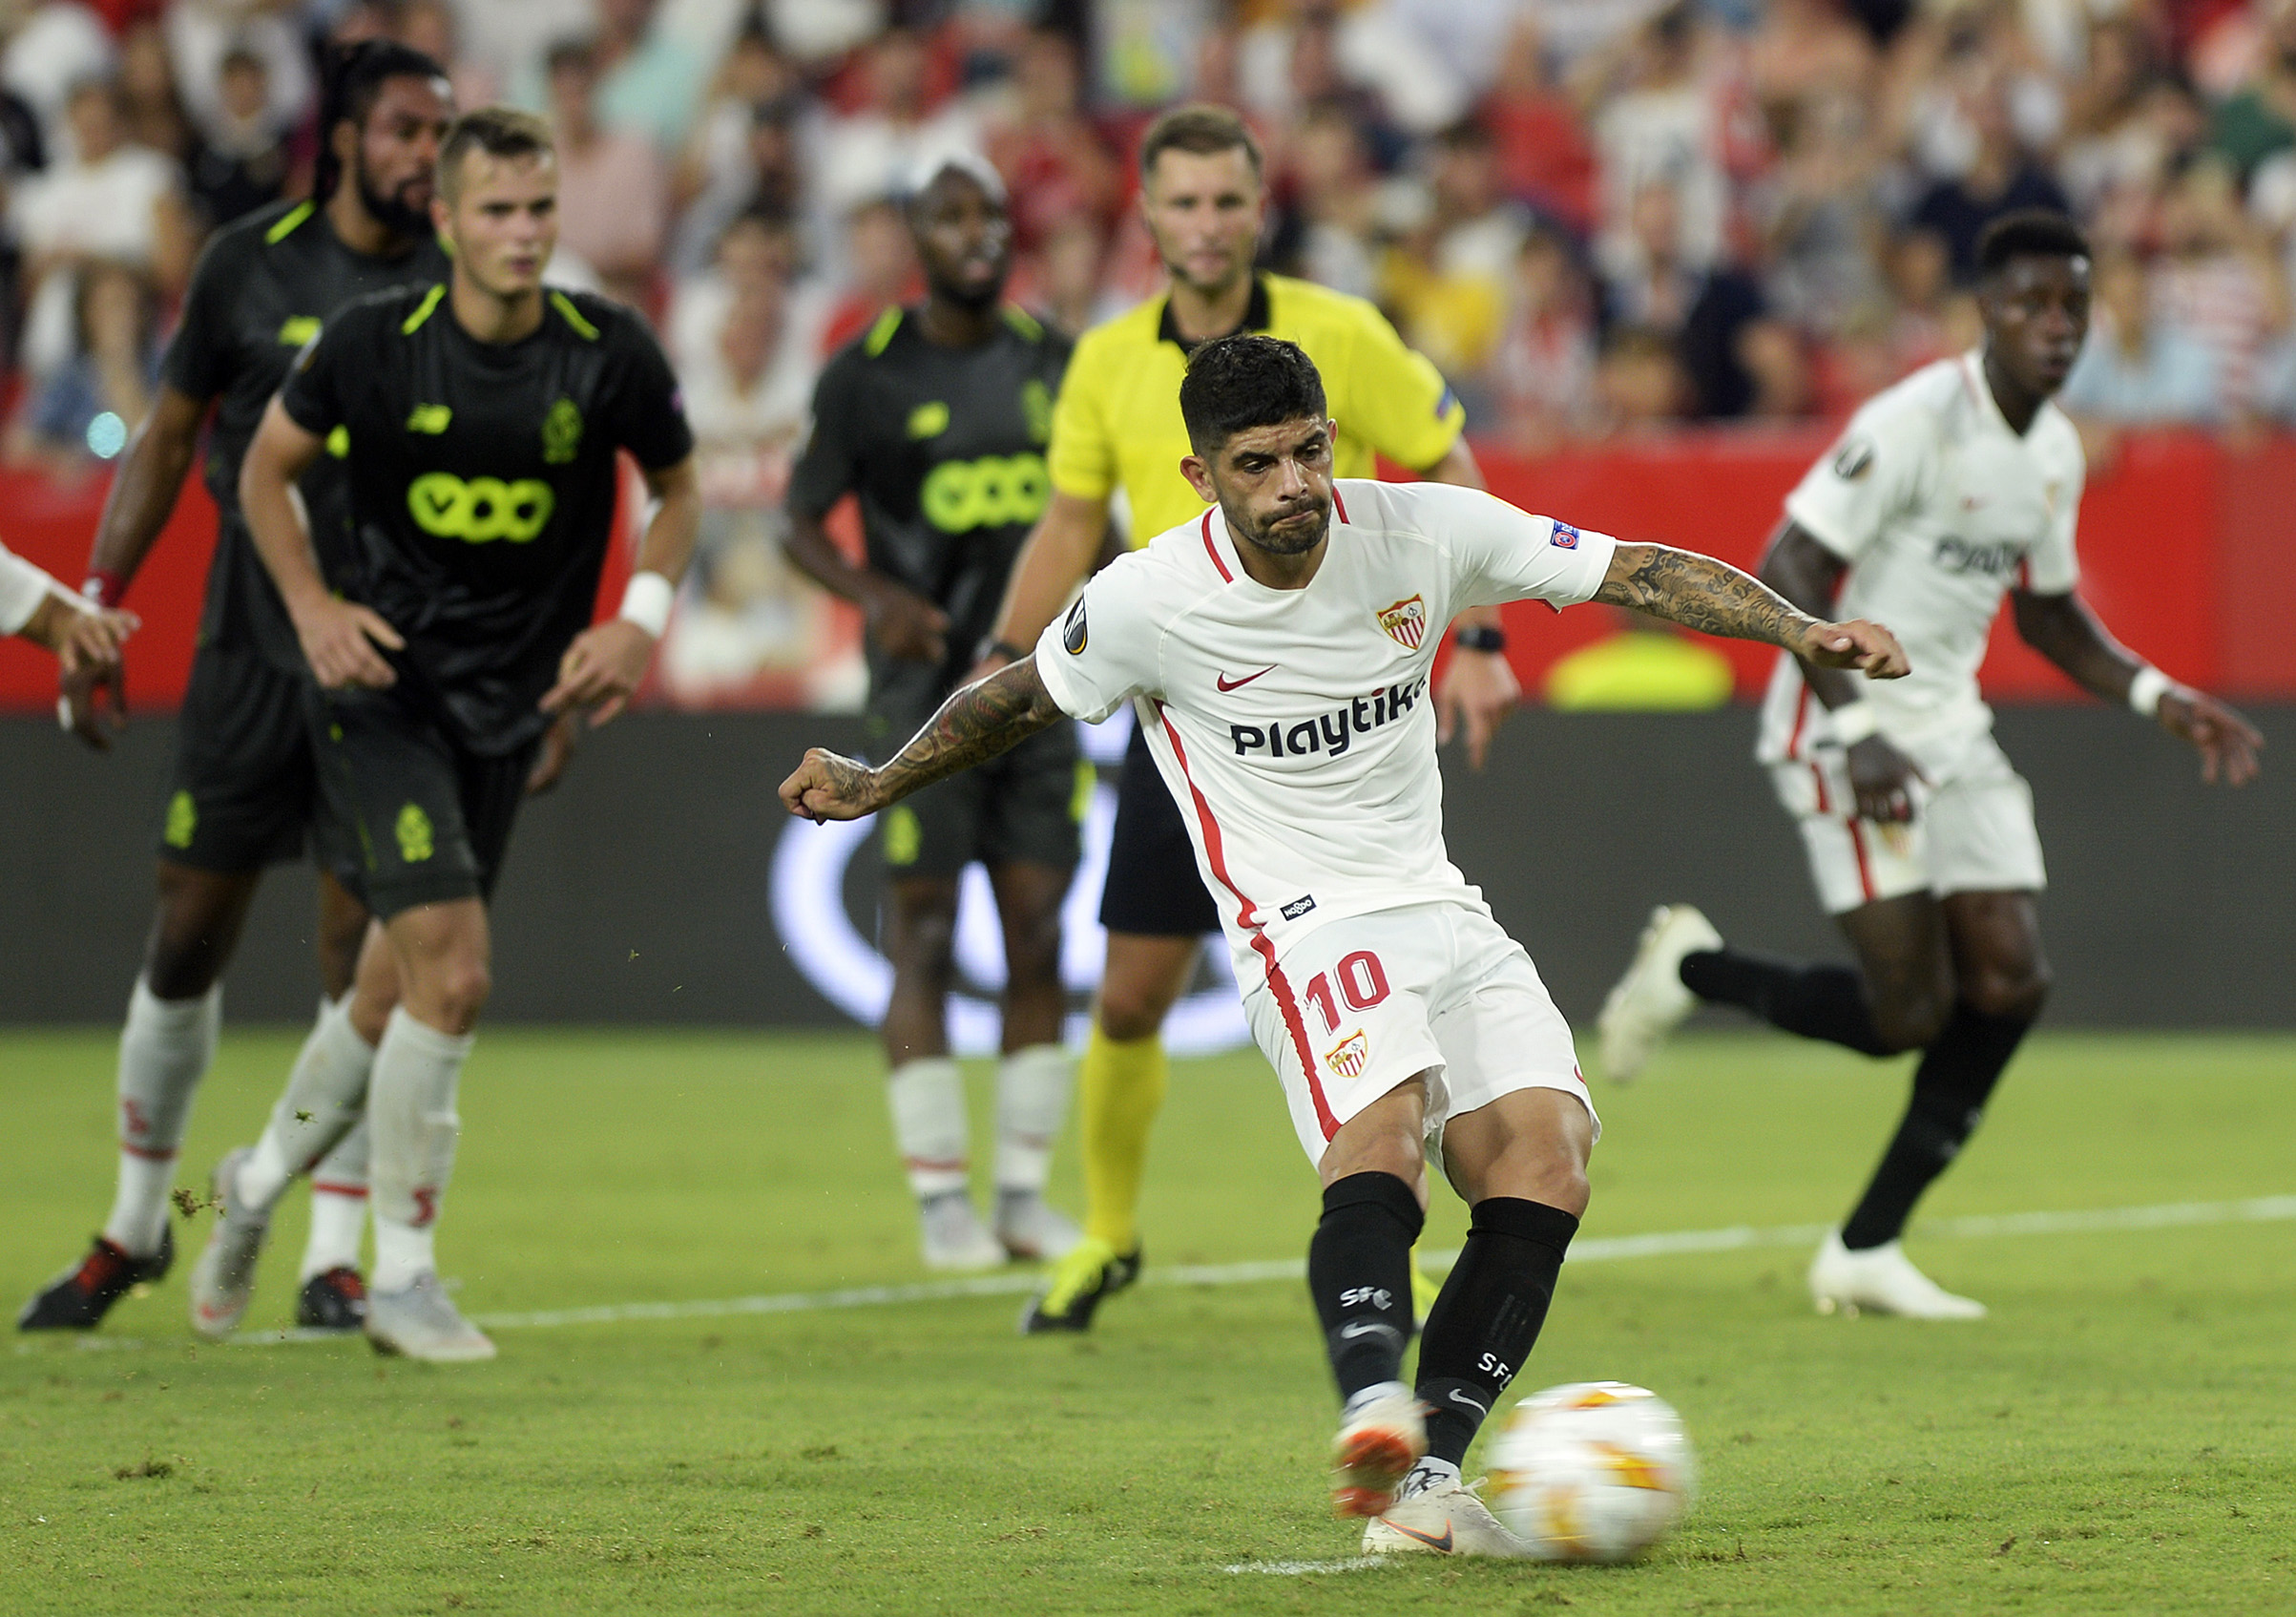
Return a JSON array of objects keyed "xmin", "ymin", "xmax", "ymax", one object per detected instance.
[
  {"xmin": 1217, "ymin": 666, "xmax": 1276, "ymax": 691},
  {"xmin": 1447, "ymin": 1391, "xmax": 1489, "ymax": 1417},
  {"xmin": 1339, "ymin": 1320, "xmax": 1402, "ymax": 1343},
  {"xmin": 1377, "ymin": 1519, "xmax": 1453, "ymax": 1553}
]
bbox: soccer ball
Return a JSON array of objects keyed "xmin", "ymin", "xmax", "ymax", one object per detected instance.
[{"xmin": 1484, "ymin": 1381, "xmax": 1696, "ymax": 1563}]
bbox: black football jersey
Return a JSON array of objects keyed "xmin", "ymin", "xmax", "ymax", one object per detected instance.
[
  {"xmin": 160, "ymin": 198, "xmax": 452, "ymax": 669},
  {"xmin": 280, "ymin": 283, "xmax": 694, "ymax": 755},
  {"xmin": 787, "ymin": 305, "xmax": 1072, "ymax": 704}
]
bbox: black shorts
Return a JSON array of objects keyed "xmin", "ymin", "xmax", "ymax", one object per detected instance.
[
  {"xmin": 1098, "ymin": 718, "xmax": 1219, "ymax": 936},
  {"xmin": 866, "ymin": 695, "xmax": 1086, "ymax": 881},
  {"xmin": 157, "ymin": 642, "xmax": 324, "ymax": 874},
  {"xmin": 307, "ymin": 686, "xmax": 537, "ymax": 920}
]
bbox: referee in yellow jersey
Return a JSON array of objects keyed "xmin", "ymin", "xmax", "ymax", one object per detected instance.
[{"xmin": 973, "ymin": 105, "xmax": 1516, "ymax": 1333}]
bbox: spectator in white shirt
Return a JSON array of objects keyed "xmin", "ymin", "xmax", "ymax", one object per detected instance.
[
  {"xmin": 546, "ymin": 37, "xmax": 670, "ymax": 308},
  {"xmin": 10, "ymin": 76, "xmax": 189, "ymax": 385}
]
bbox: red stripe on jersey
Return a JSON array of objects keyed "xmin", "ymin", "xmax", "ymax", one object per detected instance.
[
  {"xmin": 118, "ymin": 1143, "xmax": 177, "ymax": 1162},
  {"xmin": 1785, "ymin": 684, "xmax": 1811, "ymax": 761},
  {"xmin": 1155, "ymin": 704, "xmax": 1339, "ymax": 1140},
  {"xmin": 1846, "ymin": 818, "xmax": 1878, "ymax": 903},
  {"xmin": 1809, "ymin": 761, "xmax": 1831, "ymax": 816},
  {"xmin": 1332, "ymin": 488, "xmax": 1349, "ymax": 524},
  {"xmin": 1200, "ymin": 513, "xmax": 1233, "ymax": 582},
  {"xmin": 310, "ymin": 1181, "xmax": 369, "ymax": 1199}
]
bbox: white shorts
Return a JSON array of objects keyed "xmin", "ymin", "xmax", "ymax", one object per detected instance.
[
  {"xmin": 1242, "ymin": 902, "xmax": 1598, "ymax": 1168},
  {"xmin": 1769, "ymin": 731, "xmax": 2046, "ymax": 916}
]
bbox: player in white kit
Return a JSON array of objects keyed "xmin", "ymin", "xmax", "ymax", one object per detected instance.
[
  {"xmin": 781, "ymin": 335, "xmax": 1908, "ymax": 1554},
  {"xmin": 1599, "ymin": 213, "xmax": 2264, "ymax": 1319}
]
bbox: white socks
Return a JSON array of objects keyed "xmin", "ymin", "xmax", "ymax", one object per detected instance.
[
  {"xmin": 237, "ymin": 996, "xmax": 377, "ymax": 1211},
  {"xmin": 893, "ymin": 1049, "xmax": 1077, "ymax": 1201},
  {"xmin": 302, "ymin": 1120, "xmax": 370, "ymax": 1279},
  {"xmin": 367, "ymin": 1008, "xmax": 472, "ymax": 1292},
  {"xmin": 993, "ymin": 1044, "xmax": 1073, "ymax": 1195},
  {"xmin": 888, "ymin": 1058, "xmax": 969, "ymax": 1199},
  {"xmin": 102, "ymin": 978, "xmax": 221, "ymax": 1256}
]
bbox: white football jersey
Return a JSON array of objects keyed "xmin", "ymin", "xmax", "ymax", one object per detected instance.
[
  {"xmin": 1757, "ymin": 351, "xmax": 2085, "ymax": 766},
  {"xmin": 1032, "ymin": 478, "xmax": 1617, "ymax": 989},
  {"xmin": 0, "ymin": 541, "xmax": 61, "ymax": 637}
]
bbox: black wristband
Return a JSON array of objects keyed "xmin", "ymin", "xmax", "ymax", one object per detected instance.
[
  {"xmin": 1453, "ymin": 625, "xmax": 1507, "ymax": 653},
  {"xmin": 979, "ymin": 637, "xmax": 1030, "ymax": 664}
]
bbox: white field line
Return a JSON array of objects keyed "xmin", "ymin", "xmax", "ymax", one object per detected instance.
[
  {"xmin": 1221, "ymin": 1558, "xmax": 1388, "ymax": 1575},
  {"xmin": 20, "ymin": 1195, "xmax": 2290, "ymax": 1355},
  {"xmin": 466, "ymin": 1194, "xmax": 2296, "ymax": 1334}
]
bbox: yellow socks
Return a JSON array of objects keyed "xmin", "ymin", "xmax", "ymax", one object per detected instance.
[{"xmin": 1077, "ymin": 1023, "xmax": 1168, "ymax": 1251}]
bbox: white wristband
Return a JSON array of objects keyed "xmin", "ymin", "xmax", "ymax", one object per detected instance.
[
  {"xmin": 1828, "ymin": 702, "xmax": 1880, "ymax": 746},
  {"xmin": 617, "ymin": 570, "xmax": 674, "ymax": 639},
  {"xmin": 2128, "ymin": 665, "xmax": 2171, "ymax": 719}
]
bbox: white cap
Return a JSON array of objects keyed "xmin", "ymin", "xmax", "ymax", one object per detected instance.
[{"xmin": 901, "ymin": 146, "xmax": 1006, "ymax": 205}]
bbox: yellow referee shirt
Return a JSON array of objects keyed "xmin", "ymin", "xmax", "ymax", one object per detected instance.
[{"xmin": 1047, "ymin": 273, "xmax": 1467, "ymax": 546}]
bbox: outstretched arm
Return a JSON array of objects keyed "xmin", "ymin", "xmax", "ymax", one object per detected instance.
[
  {"xmin": 2014, "ymin": 588, "xmax": 2264, "ymax": 787},
  {"xmin": 1759, "ymin": 520, "xmax": 1930, "ymax": 823},
  {"xmin": 1596, "ymin": 540, "xmax": 1910, "ymax": 677},
  {"xmin": 780, "ymin": 656, "xmax": 1065, "ymax": 822}
]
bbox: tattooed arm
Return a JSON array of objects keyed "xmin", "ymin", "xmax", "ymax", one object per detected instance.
[
  {"xmin": 1595, "ymin": 541, "xmax": 1910, "ymax": 678},
  {"xmin": 780, "ymin": 657, "xmax": 1065, "ymax": 822}
]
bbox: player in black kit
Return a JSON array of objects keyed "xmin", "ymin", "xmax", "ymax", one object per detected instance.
[
  {"xmin": 20, "ymin": 44, "xmax": 457, "ymax": 1336},
  {"xmin": 783, "ymin": 154, "xmax": 1084, "ymax": 1273},
  {"xmin": 237, "ymin": 107, "xmax": 699, "ymax": 1360}
]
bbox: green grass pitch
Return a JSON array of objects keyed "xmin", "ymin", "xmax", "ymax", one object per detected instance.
[{"xmin": 2, "ymin": 1026, "xmax": 2290, "ymax": 1614}]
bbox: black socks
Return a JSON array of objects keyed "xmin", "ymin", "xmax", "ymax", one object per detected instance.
[
  {"xmin": 1840, "ymin": 1004, "xmax": 2034, "ymax": 1250},
  {"xmin": 1307, "ymin": 1172, "xmax": 1423, "ymax": 1400},
  {"xmin": 1680, "ymin": 948, "xmax": 1894, "ymax": 1058},
  {"xmin": 1416, "ymin": 1198, "xmax": 1579, "ymax": 1467}
]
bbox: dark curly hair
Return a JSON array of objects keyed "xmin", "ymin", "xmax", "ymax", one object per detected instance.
[{"xmin": 1179, "ymin": 334, "xmax": 1327, "ymax": 456}]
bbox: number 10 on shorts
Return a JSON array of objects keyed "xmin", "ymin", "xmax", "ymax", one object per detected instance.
[{"xmin": 1304, "ymin": 950, "xmax": 1391, "ymax": 1033}]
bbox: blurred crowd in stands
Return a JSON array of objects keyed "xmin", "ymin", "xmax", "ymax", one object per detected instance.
[{"xmin": 3, "ymin": 0, "xmax": 2293, "ymax": 701}]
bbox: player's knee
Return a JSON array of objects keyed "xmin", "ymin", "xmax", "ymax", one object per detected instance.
[
  {"xmin": 143, "ymin": 931, "xmax": 226, "ymax": 1000},
  {"xmin": 1002, "ymin": 916, "xmax": 1063, "ymax": 993},
  {"xmin": 885, "ymin": 905, "xmax": 957, "ymax": 984},
  {"xmin": 1960, "ymin": 957, "xmax": 2050, "ymax": 1021},
  {"xmin": 1095, "ymin": 978, "xmax": 1172, "ymax": 1042},
  {"xmin": 144, "ymin": 878, "xmax": 250, "ymax": 998},
  {"xmin": 1515, "ymin": 1144, "xmax": 1589, "ymax": 1218},
  {"xmin": 430, "ymin": 956, "xmax": 491, "ymax": 1023}
]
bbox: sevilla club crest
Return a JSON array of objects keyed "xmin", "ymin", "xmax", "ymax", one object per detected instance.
[
  {"xmin": 1375, "ymin": 595, "xmax": 1427, "ymax": 650},
  {"xmin": 1325, "ymin": 1030, "xmax": 1369, "ymax": 1080}
]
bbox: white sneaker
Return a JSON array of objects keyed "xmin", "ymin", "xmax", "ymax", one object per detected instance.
[
  {"xmin": 187, "ymin": 1146, "xmax": 269, "ymax": 1340},
  {"xmin": 1597, "ymin": 904, "xmax": 1722, "ymax": 1083},
  {"xmin": 1331, "ymin": 1381, "xmax": 1426, "ymax": 1519},
  {"xmin": 992, "ymin": 1189, "xmax": 1081, "ymax": 1262},
  {"xmin": 1807, "ymin": 1232, "xmax": 1986, "ymax": 1319},
  {"xmin": 1363, "ymin": 1477, "xmax": 1529, "ymax": 1558},
  {"xmin": 365, "ymin": 1272, "xmax": 497, "ymax": 1361},
  {"xmin": 918, "ymin": 1192, "xmax": 1006, "ymax": 1272}
]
